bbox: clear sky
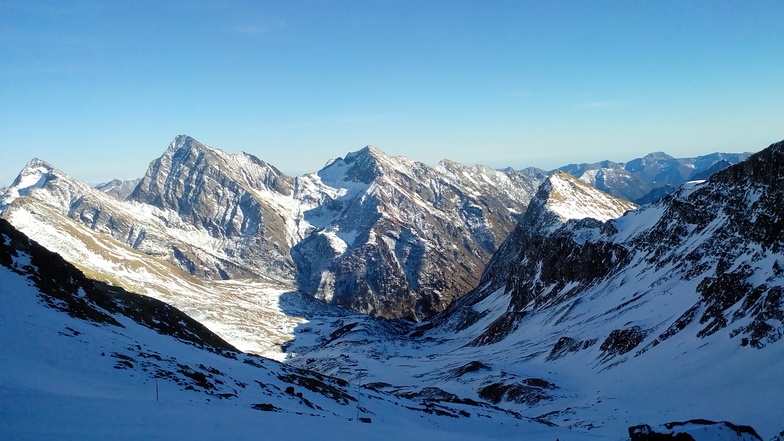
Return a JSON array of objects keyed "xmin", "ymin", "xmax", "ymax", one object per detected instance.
[{"xmin": 1, "ymin": 0, "xmax": 782, "ymax": 186}]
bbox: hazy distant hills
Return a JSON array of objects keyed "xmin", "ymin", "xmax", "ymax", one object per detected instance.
[{"xmin": 546, "ymin": 150, "xmax": 751, "ymax": 203}]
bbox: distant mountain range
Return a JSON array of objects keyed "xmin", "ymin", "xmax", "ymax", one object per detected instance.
[
  {"xmin": 1, "ymin": 135, "xmax": 780, "ymax": 440},
  {"xmin": 0, "ymin": 135, "xmax": 748, "ymax": 321},
  {"xmin": 550, "ymin": 150, "xmax": 751, "ymax": 203}
]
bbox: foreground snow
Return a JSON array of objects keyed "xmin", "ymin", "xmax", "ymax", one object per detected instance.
[
  {"xmin": 0, "ymin": 391, "xmax": 577, "ymax": 441},
  {"xmin": 0, "ymin": 228, "xmax": 581, "ymax": 441}
]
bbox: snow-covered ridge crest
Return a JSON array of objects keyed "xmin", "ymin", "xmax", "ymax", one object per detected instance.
[
  {"xmin": 1, "ymin": 158, "xmax": 100, "ymax": 214},
  {"xmin": 515, "ymin": 170, "xmax": 637, "ymax": 237},
  {"xmin": 0, "ymin": 134, "xmax": 757, "ymax": 322},
  {"xmin": 542, "ymin": 171, "xmax": 637, "ymax": 223},
  {"xmin": 1, "ymin": 135, "xmax": 545, "ymax": 321},
  {"xmin": 1, "ymin": 158, "xmax": 58, "ymax": 209}
]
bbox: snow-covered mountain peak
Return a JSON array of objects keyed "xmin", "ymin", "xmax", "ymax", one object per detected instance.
[
  {"xmin": 334, "ymin": 145, "xmax": 422, "ymax": 185},
  {"xmin": 161, "ymin": 135, "xmax": 232, "ymax": 168},
  {"xmin": 291, "ymin": 144, "xmax": 545, "ymax": 320},
  {"xmin": 1, "ymin": 158, "xmax": 78, "ymax": 210},
  {"xmin": 353, "ymin": 144, "xmax": 383, "ymax": 156},
  {"xmin": 322, "ymin": 148, "xmax": 382, "ymax": 185},
  {"xmin": 434, "ymin": 158, "xmax": 464, "ymax": 171},
  {"xmin": 342, "ymin": 145, "xmax": 387, "ymax": 164},
  {"xmin": 1, "ymin": 135, "xmax": 545, "ymax": 320},
  {"xmin": 523, "ymin": 171, "xmax": 637, "ymax": 234},
  {"xmin": 288, "ymin": 139, "xmax": 784, "ymax": 439},
  {"xmin": 166, "ymin": 134, "xmax": 206, "ymax": 153},
  {"xmin": 135, "ymin": 135, "xmax": 294, "ymax": 200},
  {"xmin": 159, "ymin": 135, "xmax": 284, "ymax": 184},
  {"xmin": 11, "ymin": 157, "xmax": 58, "ymax": 186},
  {"xmin": 557, "ymin": 151, "xmax": 751, "ymax": 204}
]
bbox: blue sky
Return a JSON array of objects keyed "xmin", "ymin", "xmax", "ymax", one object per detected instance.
[{"xmin": 1, "ymin": 0, "xmax": 782, "ymax": 185}]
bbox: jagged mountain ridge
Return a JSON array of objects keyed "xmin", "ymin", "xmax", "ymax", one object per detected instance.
[
  {"xmin": 291, "ymin": 145, "xmax": 541, "ymax": 319},
  {"xmin": 473, "ymin": 139, "xmax": 784, "ymax": 348},
  {"xmin": 95, "ymin": 178, "xmax": 142, "ymax": 200},
  {"xmin": 0, "ymin": 136, "xmax": 753, "ymax": 320},
  {"xmin": 10, "ymin": 214, "xmax": 749, "ymax": 440},
  {"xmin": 283, "ymin": 139, "xmax": 784, "ymax": 438},
  {"xmin": 2, "ymin": 136, "xmax": 543, "ymax": 320},
  {"xmin": 552, "ymin": 150, "xmax": 751, "ymax": 204},
  {"xmin": 0, "ymin": 155, "xmax": 293, "ymax": 284},
  {"xmin": 1, "ymin": 137, "xmax": 780, "ymax": 439}
]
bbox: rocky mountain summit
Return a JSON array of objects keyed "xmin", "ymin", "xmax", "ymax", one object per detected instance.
[
  {"xmin": 0, "ymin": 136, "xmax": 756, "ymax": 320},
  {"xmin": 127, "ymin": 135, "xmax": 298, "ymax": 281},
  {"xmin": 1, "ymin": 135, "xmax": 543, "ymax": 320},
  {"xmin": 469, "ymin": 171, "xmax": 638, "ymax": 344},
  {"xmin": 291, "ymin": 145, "xmax": 541, "ymax": 319}
]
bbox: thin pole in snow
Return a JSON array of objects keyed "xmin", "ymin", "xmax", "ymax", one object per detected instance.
[
  {"xmin": 355, "ymin": 371, "xmax": 363, "ymax": 422},
  {"xmin": 155, "ymin": 378, "xmax": 159, "ymax": 402}
]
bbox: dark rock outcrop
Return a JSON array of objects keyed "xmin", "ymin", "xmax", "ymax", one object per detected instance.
[{"xmin": 628, "ymin": 420, "xmax": 762, "ymax": 441}]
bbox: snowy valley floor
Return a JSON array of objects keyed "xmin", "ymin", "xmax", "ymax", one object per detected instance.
[
  {"xmin": 0, "ymin": 389, "xmax": 586, "ymax": 441},
  {"xmin": 0, "ymin": 253, "xmax": 585, "ymax": 441}
]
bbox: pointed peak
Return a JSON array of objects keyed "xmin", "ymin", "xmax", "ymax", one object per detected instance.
[
  {"xmin": 319, "ymin": 145, "xmax": 409, "ymax": 185},
  {"xmin": 23, "ymin": 157, "xmax": 56, "ymax": 172},
  {"xmin": 524, "ymin": 171, "xmax": 637, "ymax": 232},
  {"xmin": 435, "ymin": 158, "xmax": 465, "ymax": 171},
  {"xmin": 540, "ymin": 171, "xmax": 592, "ymax": 194},
  {"xmin": 344, "ymin": 145, "xmax": 388, "ymax": 162},
  {"xmin": 362, "ymin": 145, "xmax": 382, "ymax": 154},
  {"xmin": 167, "ymin": 134, "xmax": 209, "ymax": 154},
  {"xmin": 15, "ymin": 158, "xmax": 61, "ymax": 184},
  {"xmin": 2, "ymin": 158, "xmax": 64, "ymax": 208},
  {"xmin": 642, "ymin": 151, "xmax": 675, "ymax": 160}
]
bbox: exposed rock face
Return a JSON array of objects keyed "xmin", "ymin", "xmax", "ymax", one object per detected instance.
[
  {"xmin": 477, "ymin": 378, "xmax": 557, "ymax": 406},
  {"xmin": 479, "ymin": 171, "xmax": 636, "ymax": 319},
  {"xmin": 1, "ymin": 138, "xmax": 297, "ymax": 282},
  {"xmin": 278, "ymin": 140, "xmax": 784, "ymax": 439},
  {"xmin": 127, "ymin": 135, "xmax": 297, "ymax": 280},
  {"xmin": 447, "ymin": 140, "xmax": 784, "ymax": 355},
  {"xmin": 1, "ymin": 136, "xmax": 543, "ymax": 320},
  {"xmin": 0, "ymin": 135, "xmax": 760, "ymax": 322},
  {"xmin": 95, "ymin": 178, "xmax": 141, "ymax": 200},
  {"xmin": 628, "ymin": 420, "xmax": 762, "ymax": 441},
  {"xmin": 291, "ymin": 146, "xmax": 542, "ymax": 319},
  {"xmin": 556, "ymin": 151, "xmax": 751, "ymax": 204}
]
